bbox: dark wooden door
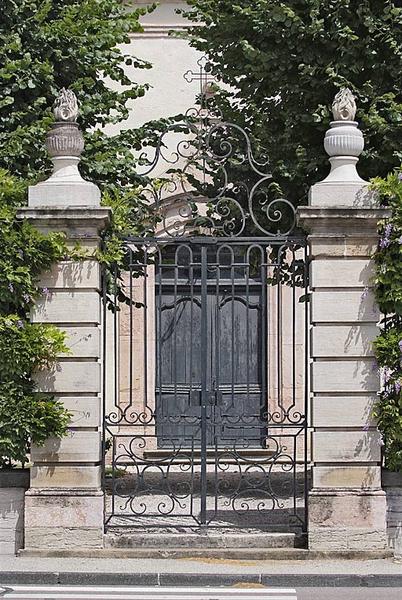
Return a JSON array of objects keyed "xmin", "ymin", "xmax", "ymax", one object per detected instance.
[{"xmin": 156, "ymin": 245, "xmax": 266, "ymax": 447}]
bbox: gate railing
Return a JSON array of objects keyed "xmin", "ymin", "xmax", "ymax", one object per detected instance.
[{"xmin": 102, "ymin": 236, "xmax": 309, "ymax": 532}]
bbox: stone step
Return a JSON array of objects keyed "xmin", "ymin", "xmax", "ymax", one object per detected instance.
[
  {"xmin": 105, "ymin": 531, "xmax": 303, "ymax": 550},
  {"xmin": 18, "ymin": 547, "xmax": 393, "ymax": 560}
]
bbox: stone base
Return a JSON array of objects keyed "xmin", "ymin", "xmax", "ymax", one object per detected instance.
[
  {"xmin": 24, "ymin": 489, "xmax": 104, "ymax": 550},
  {"xmin": 383, "ymin": 471, "xmax": 402, "ymax": 558},
  {"xmin": 385, "ymin": 488, "xmax": 402, "ymax": 557},
  {"xmin": 308, "ymin": 489, "xmax": 387, "ymax": 551},
  {"xmin": 0, "ymin": 469, "xmax": 30, "ymax": 555},
  {"xmin": 309, "ymin": 182, "xmax": 376, "ymax": 208},
  {"xmin": 0, "ymin": 487, "xmax": 25, "ymax": 555},
  {"xmin": 28, "ymin": 180, "xmax": 100, "ymax": 207}
]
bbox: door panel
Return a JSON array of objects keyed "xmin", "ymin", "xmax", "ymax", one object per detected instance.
[{"xmin": 156, "ymin": 245, "xmax": 266, "ymax": 447}]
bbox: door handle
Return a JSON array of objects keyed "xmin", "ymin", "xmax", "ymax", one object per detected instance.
[{"xmin": 188, "ymin": 390, "xmax": 222, "ymax": 406}]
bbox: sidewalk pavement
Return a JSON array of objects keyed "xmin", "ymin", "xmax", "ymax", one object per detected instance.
[{"xmin": 1, "ymin": 556, "xmax": 401, "ymax": 587}]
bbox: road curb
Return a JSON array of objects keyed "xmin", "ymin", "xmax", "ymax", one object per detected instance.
[{"xmin": 1, "ymin": 572, "xmax": 402, "ymax": 587}]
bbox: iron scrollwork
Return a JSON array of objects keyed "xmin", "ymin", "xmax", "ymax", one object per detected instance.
[{"xmin": 138, "ymin": 56, "xmax": 297, "ymax": 238}]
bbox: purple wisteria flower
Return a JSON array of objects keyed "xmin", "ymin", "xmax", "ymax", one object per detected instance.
[
  {"xmin": 16, "ymin": 320, "xmax": 24, "ymax": 329},
  {"xmin": 361, "ymin": 286, "xmax": 369, "ymax": 300},
  {"xmin": 395, "ymin": 381, "xmax": 402, "ymax": 394},
  {"xmin": 379, "ymin": 223, "xmax": 393, "ymax": 248},
  {"xmin": 22, "ymin": 293, "xmax": 30, "ymax": 303},
  {"xmin": 399, "ymin": 340, "xmax": 402, "ymax": 353},
  {"xmin": 8, "ymin": 282, "xmax": 14, "ymax": 293},
  {"xmin": 42, "ymin": 287, "xmax": 52, "ymax": 298},
  {"xmin": 398, "ymin": 172, "xmax": 402, "ymax": 182},
  {"xmin": 380, "ymin": 366, "xmax": 392, "ymax": 384}
]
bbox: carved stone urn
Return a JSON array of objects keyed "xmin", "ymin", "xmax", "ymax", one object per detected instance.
[
  {"xmin": 46, "ymin": 122, "xmax": 84, "ymax": 159},
  {"xmin": 28, "ymin": 88, "xmax": 100, "ymax": 207},
  {"xmin": 322, "ymin": 88, "xmax": 365, "ymax": 184}
]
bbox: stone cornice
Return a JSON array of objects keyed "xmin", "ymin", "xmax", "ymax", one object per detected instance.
[
  {"xmin": 297, "ymin": 206, "xmax": 390, "ymax": 237},
  {"xmin": 17, "ymin": 207, "xmax": 112, "ymax": 238}
]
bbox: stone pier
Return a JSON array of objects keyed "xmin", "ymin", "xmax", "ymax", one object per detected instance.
[
  {"xmin": 18, "ymin": 90, "xmax": 110, "ymax": 549},
  {"xmin": 297, "ymin": 89, "xmax": 389, "ymax": 550}
]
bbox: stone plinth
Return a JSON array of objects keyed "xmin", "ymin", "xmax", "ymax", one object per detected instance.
[
  {"xmin": 383, "ymin": 470, "xmax": 402, "ymax": 557},
  {"xmin": 0, "ymin": 470, "xmax": 30, "ymax": 555},
  {"xmin": 298, "ymin": 197, "xmax": 389, "ymax": 549},
  {"xmin": 18, "ymin": 206, "xmax": 110, "ymax": 550}
]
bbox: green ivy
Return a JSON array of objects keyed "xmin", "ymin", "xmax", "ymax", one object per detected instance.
[
  {"xmin": 372, "ymin": 170, "xmax": 402, "ymax": 472},
  {"xmin": 0, "ymin": 171, "xmax": 73, "ymax": 468},
  {"xmin": 0, "ymin": 2, "xmax": 171, "ymax": 467}
]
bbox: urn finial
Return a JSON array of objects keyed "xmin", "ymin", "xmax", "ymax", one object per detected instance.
[
  {"xmin": 331, "ymin": 88, "xmax": 357, "ymax": 122},
  {"xmin": 317, "ymin": 87, "xmax": 365, "ymax": 187},
  {"xmin": 53, "ymin": 88, "xmax": 79, "ymax": 123},
  {"xmin": 27, "ymin": 87, "xmax": 100, "ymax": 207}
]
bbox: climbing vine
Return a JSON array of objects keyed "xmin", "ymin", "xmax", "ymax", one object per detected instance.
[
  {"xmin": 0, "ymin": 0, "xmax": 171, "ymax": 468},
  {"xmin": 372, "ymin": 170, "xmax": 402, "ymax": 472},
  {"xmin": 0, "ymin": 170, "xmax": 72, "ymax": 468}
]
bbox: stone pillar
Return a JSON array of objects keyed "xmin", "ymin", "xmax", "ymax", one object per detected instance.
[
  {"xmin": 18, "ymin": 89, "xmax": 110, "ymax": 550},
  {"xmin": 297, "ymin": 89, "xmax": 389, "ymax": 551}
]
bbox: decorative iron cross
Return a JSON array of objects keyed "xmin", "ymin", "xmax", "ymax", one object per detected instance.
[{"xmin": 183, "ymin": 55, "xmax": 217, "ymax": 103}]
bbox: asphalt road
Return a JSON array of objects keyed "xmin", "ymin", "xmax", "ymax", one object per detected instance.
[
  {"xmin": 297, "ymin": 588, "xmax": 402, "ymax": 599},
  {"xmin": 1, "ymin": 586, "xmax": 402, "ymax": 600}
]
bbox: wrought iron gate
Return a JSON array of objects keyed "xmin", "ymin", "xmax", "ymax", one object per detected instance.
[
  {"xmin": 102, "ymin": 56, "xmax": 309, "ymax": 532},
  {"xmin": 103, "ymin": 235, "xmax": 308, "ymax": 531}
]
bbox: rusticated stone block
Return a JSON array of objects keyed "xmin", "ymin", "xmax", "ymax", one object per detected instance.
[
  {"xmin": 32, "ymin": 291, "xmax": 100, "ymax": 324},
  {"xmin": 34, "ymin": 362, "xmax": 100, "ymax": 394},
  {"xmin": 312, "ymin": 291, "xmax": 379, "ymax": 323},
  {"xmin": 311, "ymin": 259, "xmax": 374, "ymax": 288},
  {"xmin": 308, "ymin": 490, "xmax": 387, "ymax": 551},
  {"xmin": 30, "ymin": 465, "xmax": 101, "ymax": 489},
  {"xmin": 312, "ymin": 360, "xmax": 379, "ymax": 393},
  {"xmin": 58, "ymin": 396, "xmax": 101, "ymax": 428},
  {"xmin": 312, "ymin": 395, "xmax": 377, "ymax": 428},
  {"xmin": 311, "ymin": 324, "xmax": 377, "ymax": 358},
  {"xmin": 313, "ymin": 466, "xmax": 381, "ymax": 489},
  {"xmin": 61, "ymin": 327, "xmax": 100, "ymax": 358},
  {"xmin": 313, "ymin": 430, "xmax": 382, "ymax": 463},
  {"xmin": 40, "ymin": 260, "xmax": 100, "ymax": 290},
  {"xmin": 24, "ymin": 491, "xmax": 103, "ymax": 549},
  {"xmin": 31, "ymin": 431, "xmax": 101, "ymax": 463}
]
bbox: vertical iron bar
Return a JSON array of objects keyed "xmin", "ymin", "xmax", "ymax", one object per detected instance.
[
  {"xmin": 246, "ymin": 251, "xmax": 250, "ymax": 417},
  {"xmin": 157, "ymin": 250, "xmax": 162, "ymax": 424},
  {"xmin": 189, "ymin": 247, "xmax": 194, "ymax": 398},
  {"xmin": 200, "ymin": 244, "xmax": 208, "ymax": 526},
  {"xmin": 231, "ymin": 257, "xmax": 235, "ymax": 408},
  {"xmin": 261, "ymin": 250, "xmax": 267, "ymax": 442},
  {"xmin": 173, "ymin": 248, "xmax": 178, "ymax": 413},
  {"xmin": 277, "ymin": 258, "xmax": 283, "ymax": 412},
  {"xmin": 101, "ymin": 263, "xmax": 107, "ymax": 529},
  {"xmin": 114, "ymin": 262, "xmax": 118, "ymax": 412},
  {"xmin": 292, "ymin": 249, "xmax": 296, "ymax": 412},
  {"xmin": 143, "ymin": 246, "xmax": 148, "ymax": 410},
  {"xmin": 129, "ymin": 253, "xmax": 133, "ymax": 409},
  {"xmin": 303, "ymin": 244, "xmax": 309, "ymax": 534}
]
